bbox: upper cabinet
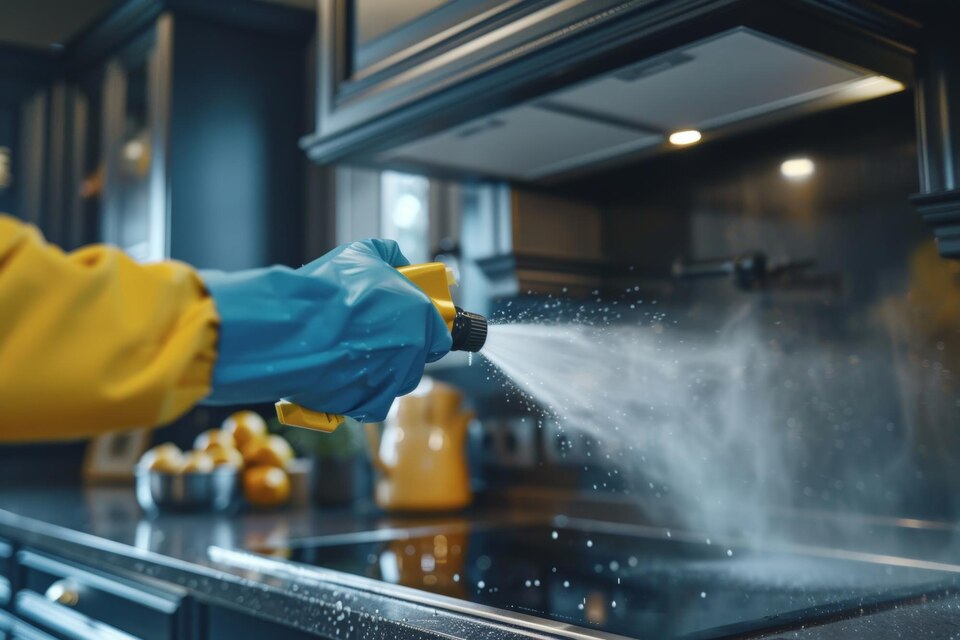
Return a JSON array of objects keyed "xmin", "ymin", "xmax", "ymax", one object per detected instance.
[
  {"xmin": 352, "ymin": 0, "xmax": 459, "ymax": 73},
  {"xmin": 65, "ymin": 0, "xmax": 314, "ymax": 268},
  {"xmin": 303, "ymin": 0, "xmax": 921, "ymax": 183}
]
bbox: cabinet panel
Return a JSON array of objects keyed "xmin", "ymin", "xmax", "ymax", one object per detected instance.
[
  {"xmin": 17, "ymin": 551, "xmax": 186, "ymax": 640},
  {"xmin": 350, "ymin": 0, "xmax": 508, "ymax": 75},
  {"xmin": 382, "ymin": 103, "xmax": 660, "ymax": 180},
  {"xmin": 354, "ymin": 0, "xmax": 450, "ymax": 45},
  {"xmin": 0, "ymin": 539, "xmax": 12, "ymax": 581},
  {"xmin": 548, "ymin": 29, "xmax": 863, "ymax": 131},
  {"xmin": 207, "ymin": 606, "xmax": 330, "ymax": 639},
  {"xmin": 315, "ymin": 0, "xmax": 612, "ymax": 139},
  {"xmin": 0, "ymin": 610, "xmax": 58, "ymax": 640},
  {"xmin": 100, "ymin": 21, "xmax": 169, "ymax": 263},
  {"xmin": 68, "ymin": 66, "xmax": 106, "ymax": 250},
  {"xmin": 307, "ymin": 0, "xmax": 918, "ymax": 180},
  {"xmin": 14, "ymin": 591, "xmax": 136, "ymax": 640}
]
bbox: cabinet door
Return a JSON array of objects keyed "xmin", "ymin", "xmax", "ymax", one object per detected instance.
[
  {"xmin": 313, "ymin": 0, "xmax": 624, "ymax": 144},
  {"xmin": 100, "ymin": 17, "xmax": 172, "ymax": 262},
  {"xmin": 206, "ymin": 605, "xmax": 330, "ymax": 640},
  {"xmin": 16, "ymin": 551, "xmax": 189, "ymax": 640},
  {"xmin": 0, "ymin": 610, "xmax": 59, "ymax": 640},
  {"xmin": 0, "ymin": 50, "xmax": 56, "ymax": 231},
  {"xmin": 0, "ymin": 539, "xmax": 10, "ymax": 610},
  {"xmin": 350, "ymin": 0, "xmax": 494, "ymax": 74},
  {"xmin": 0, "ymin": 539, "xmax": 12, "ymax": 582},
  {"xmin": 67, "ymin": 66, "xmax": 106, "ymax": 250},
  {"xmin": 0, "ymin": 104, "xmax": 15, "ymax": 218}
]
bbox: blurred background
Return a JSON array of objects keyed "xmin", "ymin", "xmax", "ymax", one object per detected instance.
[
  {"xmin": 7, "ymin": 2, "xmax": 960, "ymax": 638},
  {"xmin": 2, "ymin": 0, "xmax": 960, "ymax": 531}
]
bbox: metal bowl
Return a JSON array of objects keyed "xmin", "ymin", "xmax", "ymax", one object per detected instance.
[{"xmin": 135, "ymin": 467, "xmax": 240, "ymax": 514}]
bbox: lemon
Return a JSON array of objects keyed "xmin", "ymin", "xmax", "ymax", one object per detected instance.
[
  {"xmin": 243, "ymin": 466, "xmax": 291, "ymax": 507},
  {"xmin": 222, "ymin": 411, "xmax": 268, "ymax": 449},
  {"xmin": 180, "ymin": 451, "xmax": 215, "ymax": 474},
  {"xmin": 205, "ymin": 443, "xmax": 244, "ymax": 469},
  {"xmin": 193, "ymin": 429, "xmax": 236, "ymax": 452},
  {"xmin": 139, "ymin": 443, "xmax": 183, "ymax": 473},
  {"xmin": 242, "ymin": 435, "xmax": 293, "ymax": 469}
]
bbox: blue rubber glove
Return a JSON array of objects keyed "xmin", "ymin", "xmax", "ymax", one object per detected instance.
[{"xmin": 200, "ymin": 239, "xmax": 452, "ymax": 422}]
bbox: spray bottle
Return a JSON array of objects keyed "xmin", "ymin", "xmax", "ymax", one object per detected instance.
[{"xmin": 274, "ymin": 262, "xmax": 488, "ymax": 431}]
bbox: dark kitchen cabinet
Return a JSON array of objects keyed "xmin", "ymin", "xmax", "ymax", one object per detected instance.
[
  {"xmin": 0, "ymin": 610, "xmax": 58, "ymax": 640},
  {"xmin": 0, "ymin": 46, "xmax": 57, "ymax": 236},
  {"xmin": 206, "ymin": 605, "xmax": 333, "ymax": 640},
  {"xmin": 304, "ymin": 0, "xmax": 920, "ymax": 180},
  {"xmin": 0, "ymin": 539, "xmax": 12, "ymax": 609},
  {"xmin": 308, "ymin": 0, "xmax": 619, "ymax": 159},
  {"xmin": 15, "ymin": 550, "xmax": 193, "ymax": 640},
  {"xmin": 0, "ymin": 0, "xmax": 316, "ymax": 495},
  {"xmin": 348, "ymin": 0, "xmax": 502, "ymax": 75},
  {"xmin": 309, "ymin": 1, "xmax": 960, "ymax": 259},
  {"xmin": 62, "ymin": 0, "xmax": 315, "ymax": 270},
  {"xmin": 0, "ymin": 543, "xmax": 342, "ymax": 640}
]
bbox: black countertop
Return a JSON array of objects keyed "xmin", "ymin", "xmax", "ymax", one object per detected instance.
[
  {"xmin": 0, "ymin": 486, "xmax": 559, "ymax": 639},
  {"xmin": 1, "ymin": 486, "xmax": 960, "ymax": 639}
]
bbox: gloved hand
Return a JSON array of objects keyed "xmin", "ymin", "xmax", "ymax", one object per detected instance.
[{"xmin": 200, "ymin": 239, "xmax": 452, "ymax": 422}]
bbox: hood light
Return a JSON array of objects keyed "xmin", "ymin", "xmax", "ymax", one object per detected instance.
[
  {"xmin": 780, "ymin": 157, "xmax": 815, "ymax": 180},
  {"xmin": 669, "ymin": 129, "xmax": 702, "ymax": 146}
]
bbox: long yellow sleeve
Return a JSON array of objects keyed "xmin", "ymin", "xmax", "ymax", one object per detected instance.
[{"xmin": 0, "ymin": 215, "xmax": 220, "ymax": 441}]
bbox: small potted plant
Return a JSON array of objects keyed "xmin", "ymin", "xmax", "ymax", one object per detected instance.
[{"xmin": 271, "ymin": 418, "xmax": 369, "ymax": 507}]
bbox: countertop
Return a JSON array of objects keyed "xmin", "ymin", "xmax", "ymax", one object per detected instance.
[
  {"xmin": 0, "ymin": 485, "xmax": 556, "ymax": 639},
  {"xmin": 1, "ymin": 486, "xmax": 960, "ymax": 639}
]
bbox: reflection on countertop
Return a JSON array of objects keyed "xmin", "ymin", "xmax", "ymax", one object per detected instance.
[
  {"xmin": 3, "ymin": 485, "xmax": 960, "ymax": 639},
  {"xmin": 0, "ymin": 485, "xmax": 548, "ymax": 639}
]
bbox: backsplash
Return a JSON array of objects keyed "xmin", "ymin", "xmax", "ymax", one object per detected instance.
[{"xmin": 465, "ymin": 92, "xmax": 960, "ymax": 529}]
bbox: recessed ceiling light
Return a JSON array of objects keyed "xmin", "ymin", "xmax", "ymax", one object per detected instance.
[
  {"xmin": 669, "ymin": 129, "xmax": 702, "ymax": 146},
  {"xmin": 780, "ymin": 157, "xmax": 815, "ymax": 180}
]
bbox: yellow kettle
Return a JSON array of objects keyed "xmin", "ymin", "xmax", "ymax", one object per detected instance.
[
  {"xmin": 365, "ymin": 379, "xmax": 473, "ymax": 512},
  {"xmin": 379, "ymin": 524, "xmax": 468, "ymax": 596}
]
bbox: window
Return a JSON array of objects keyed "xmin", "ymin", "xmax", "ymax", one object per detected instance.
[{"xmin": 380, "ymin": 171, "xmax": 430, "ymax": 264}]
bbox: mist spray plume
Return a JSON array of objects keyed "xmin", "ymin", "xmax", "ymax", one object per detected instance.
[
  {"xmin": 480, "ymin": 306, "xmax": 792, "ymax": 538},
  {"xmin": 474, "ymin": 282, "xmax": 960, "ymax": 545}
]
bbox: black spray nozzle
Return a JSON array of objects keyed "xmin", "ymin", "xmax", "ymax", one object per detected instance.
[{"xmin": 450, "ymin": 307, "xmax": 487, "ymax": 352}]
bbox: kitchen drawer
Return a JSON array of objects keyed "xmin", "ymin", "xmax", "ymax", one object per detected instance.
[
  {"xmin": 206, "ymin": 606, "xmax": 329, "ymax": 640},
  {"xmin": 16, "ymin": 551, "xmax": 189, "ymax": 640},
  {"xmin": 0, "ymin": 539, "xmax": 13, "ymax": 581},
  {"xmin": 0, "ymin": 609, "xmax": 59, "ymax": 640}
]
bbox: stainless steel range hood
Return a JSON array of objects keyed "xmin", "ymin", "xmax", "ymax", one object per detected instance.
[{"xmin": 378, "ymin": 28, "xmax": 903, "ymax": 181}]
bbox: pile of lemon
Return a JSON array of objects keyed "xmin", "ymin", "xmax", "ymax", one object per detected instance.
[{"xmin": 138, "ymin": 411, "xmax": 294, "ymax": 508}]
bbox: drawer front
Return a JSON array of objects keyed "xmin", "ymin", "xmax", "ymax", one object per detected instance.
[
  {"xmin": 207, "ymin": 606, "xmax": 328, "ymax": 640},
  {"xmin": 0, "ymin": 540, "xmax": 13, "ymax": 582},
  {"xmin": 14, "ymin": 591, "xmax": 137, "ymax": 640},
  {"xmin": 17, "ymin": 551, "xmax": 186, "ymax": 640},
  {"xmin": 0, "ymin": 610, "xmax": 59, "ymax": 640}
]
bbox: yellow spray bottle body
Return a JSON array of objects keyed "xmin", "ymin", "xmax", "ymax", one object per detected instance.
[{"xmin": 274, "ymin": 262, "xmax": 486, "ymax": 431}]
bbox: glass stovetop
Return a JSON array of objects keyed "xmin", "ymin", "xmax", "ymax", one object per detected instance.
[{"xmin": 254, "ymin": 523, "xmax": 958, "ymax": 639}]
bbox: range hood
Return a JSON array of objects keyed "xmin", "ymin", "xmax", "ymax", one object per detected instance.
[{"xmin": 378, "ymin": 28, "xmax": 903, "ymax": 181}]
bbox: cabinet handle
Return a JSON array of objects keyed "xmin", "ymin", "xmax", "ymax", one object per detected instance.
[
  {"xmin": 16, "ymin": 591, "xmax": 136, "ymax": 640},
  {"xmin": 44, "ymin": 580, "xmax": 80, "ymax": 607}
]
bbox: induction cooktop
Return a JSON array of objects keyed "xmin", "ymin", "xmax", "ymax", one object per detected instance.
[{"xmin": 246, "ymin": 521, "xmax": 958, "ymax": 639}]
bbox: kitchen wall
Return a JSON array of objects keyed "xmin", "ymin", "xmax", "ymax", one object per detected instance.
[{"xmin": 474, "ymin": 90, "xmax": 960, "ymax": 528}]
